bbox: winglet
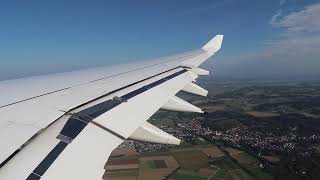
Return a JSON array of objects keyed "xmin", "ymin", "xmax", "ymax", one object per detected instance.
[{"xmin": 202, "ymin": 35, "xmax": 224, "ymax": 53}]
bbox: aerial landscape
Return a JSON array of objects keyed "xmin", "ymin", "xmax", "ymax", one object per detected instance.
[{"xmin": 104, "ymin": 77, "xmax": 320, "ymax": 180}]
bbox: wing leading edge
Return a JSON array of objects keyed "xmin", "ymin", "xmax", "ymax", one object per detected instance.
[{"xmin": 0, "ymin": 35, "xmax": 223, "ymax": 179}]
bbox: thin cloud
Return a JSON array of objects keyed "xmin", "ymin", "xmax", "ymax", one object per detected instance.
[
  {"xmin": 270, "ymin": 9, "xmax": 282, "ymax": 26},
  {"xmin": 211, "ymin": 2, "xmax": 320, "ymax": 78},
  {"xmin": 271, "ymin": 3, "xmax": 320, "ymax": 35},
  {"xmin": 261, "ymin": 3, "xmax": 320, "ymax": 57},
  {"xmin": 262, "ymin": 2, "xmax": 320, "ymax": 63}
]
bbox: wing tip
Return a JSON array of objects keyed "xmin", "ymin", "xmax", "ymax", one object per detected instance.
[{"xmin": 202, "ymin": 34, "xmax": 224, "ymax": 53}]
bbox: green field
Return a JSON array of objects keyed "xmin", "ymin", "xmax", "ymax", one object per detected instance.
[
  {"xmin": 212, "ymin": 169, "xmax": 233, "ymax": 180},
  {"xmin": 211, "ymin": 156, "xmax": 239, "ymax": 170},
  {"xmin": 228, "ymin": 169, "xmax": 254, "ymax": 180},
  {"xmin": 172, "ymin": 171, "xmax": 207, "ymax": 180},
  {"xmin": 232, "ymin": 152, "xmax": 258, "ymax": 165},
  {"xmin": 242, "ymin": 165, "xmax": 273, "ymax": 180},
  {"xmin": 146, "ymin": 160, "xmax": 157, "ymax": 169}
]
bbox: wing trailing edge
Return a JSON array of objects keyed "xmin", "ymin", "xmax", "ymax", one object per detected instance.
[{"xmin": 190, "ymin": 68, "xmax": 209, "ymax": 76}]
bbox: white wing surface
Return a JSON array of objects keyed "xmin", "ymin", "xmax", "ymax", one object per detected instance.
[{"xmin": 0, "ymin": 35, "xmax": 223, "ymax": 180}]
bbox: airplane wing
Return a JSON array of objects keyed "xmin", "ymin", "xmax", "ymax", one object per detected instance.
[{"xmin": 0, "ymin": 35, "xmax": 223, "ymax": 179}]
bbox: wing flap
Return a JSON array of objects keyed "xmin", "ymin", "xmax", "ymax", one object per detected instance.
[{"xmin": 129, "ymin": 122, "xmax": 181, "ymax": 145}]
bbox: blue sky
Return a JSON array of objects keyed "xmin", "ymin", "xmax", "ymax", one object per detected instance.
[{"xmin": 0, "ymin": 0, "xmax": 319, "ymax": 80}]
